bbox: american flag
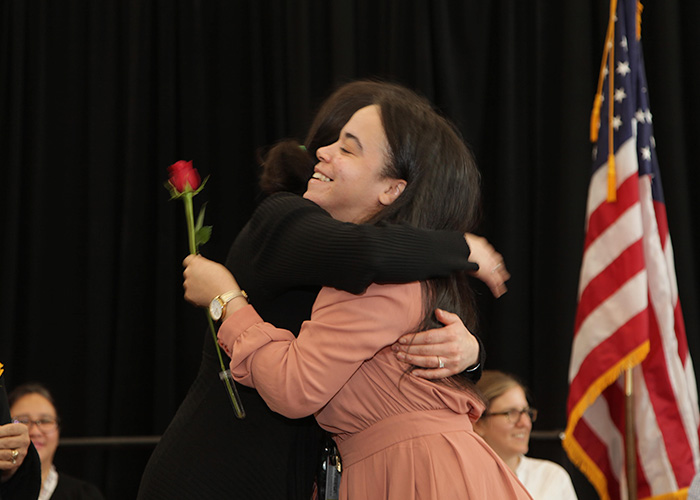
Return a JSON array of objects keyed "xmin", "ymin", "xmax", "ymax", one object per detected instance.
[{"xmin": 562, "ymin": 1, "xmax": 700, "ymax": 499}]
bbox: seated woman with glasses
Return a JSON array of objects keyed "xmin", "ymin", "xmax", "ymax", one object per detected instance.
[
  {"xmin": 8, "ymin": 383, "xmax": 105, "ymax": 500},
  {"xmin": 474, "ymin": 370, "xmax": 578, "ymax": 500}
]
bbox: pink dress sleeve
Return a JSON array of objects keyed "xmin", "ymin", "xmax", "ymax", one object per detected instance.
[{"xmin": 217, "ymin": 282, "xmax": 422, "ymax": 418}]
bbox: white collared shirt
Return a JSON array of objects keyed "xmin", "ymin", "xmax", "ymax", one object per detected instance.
[
  {"xmin": 516, "ymin": 455, "xmax": 578, "ymax": 500},
  {"xmin": 39, "ymin": 465, "xmax": 58, "ymax": 500}
]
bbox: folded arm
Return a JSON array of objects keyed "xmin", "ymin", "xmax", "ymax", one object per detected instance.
[
  {"xmin": 184, "ymin": 254, "xmax": 488, "ymax": 380},
  {"xmin": 217, "ymin": 283, "xmax": 422, "ymax": 418}
]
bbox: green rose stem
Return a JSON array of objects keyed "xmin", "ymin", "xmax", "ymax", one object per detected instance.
[
  {"xmin": 183, "ymin": 193, "xmax": 198, "ymax": 257},
  {"xmin": 183, "ymin": 191, "xmax": 246, "ymax": 419}
]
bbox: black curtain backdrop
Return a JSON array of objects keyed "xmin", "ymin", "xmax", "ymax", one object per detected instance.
[{"xmin": 1, "ymin": 1, "xmax": 698, "ymax": 498}]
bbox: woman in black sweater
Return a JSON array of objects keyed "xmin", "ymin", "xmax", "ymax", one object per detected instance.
[{"xmin": 137, "ymin": 81, "xmax": 508, "ymax": 500}]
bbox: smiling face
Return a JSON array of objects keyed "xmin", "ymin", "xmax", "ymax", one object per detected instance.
[
  {"xmin": 303, "ymin": 105, "xmax": 406, "ymax": 223},
  {"xmin": 10, "ymin": 393, "xmax": 60, "ymax": 468},
  {"xmin": 474, "ymin": 385, "xmax": 532, "ymax": 466}
]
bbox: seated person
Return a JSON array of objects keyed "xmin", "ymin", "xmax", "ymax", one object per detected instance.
[
  {"xmin": 9, "ymin": 383, "xmax": 105, "ymax": 500},
  {"xmin": 475, "ymin": 370, "xmax": 578, "ymax": 500}
]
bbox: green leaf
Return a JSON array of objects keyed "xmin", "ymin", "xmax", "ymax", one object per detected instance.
[
  {"xmin": 195, "ymin": 203, "xmax": 208, "ymax": 231},
  {"xmin": 191, "ymin": 175, "xmax": 210, "ymax": 197},
  {"xmin": 196, "ymin": 225, "xmax": 212, "ymax": 247},
  {"xmin": 193, "ymin": 203, "xmax": 213, "ymax": 249},
  {"xmin": 165, "ymin": 181, "xmax": 186, "ymax": 200}
]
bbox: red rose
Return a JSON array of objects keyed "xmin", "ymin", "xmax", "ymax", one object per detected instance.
[{"xmin": 168, "ymin": 160, "xmax": 201, "ymax": 192}]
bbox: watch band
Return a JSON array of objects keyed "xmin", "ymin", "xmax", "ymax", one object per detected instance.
[
  {"xmin": 214, "ymin": 289, "xmax": 248, "ymax": 321},
  {"xmin": 219, "ymin": 289, "xmax": 248, "ymax": 304}
]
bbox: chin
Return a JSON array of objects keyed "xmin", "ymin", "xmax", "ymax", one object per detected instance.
[
  {"xmin": 302, "ymin": 189, "xmax": 321, "ymax": 204},
  {"xmin": 514, "ymin": 445, "xmax": 529, "ymax": 456}
]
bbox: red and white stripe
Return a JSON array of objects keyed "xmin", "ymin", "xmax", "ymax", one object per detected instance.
[{"xmin": 564, "ymin": 134, "xmax": 700, "ymax": 500}]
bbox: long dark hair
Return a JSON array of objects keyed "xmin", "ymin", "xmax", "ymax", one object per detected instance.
[
  {"xmin": 364, "ymin": 84, "xmax": 482, "ymax": 389},
  {"xmin": 259, "ymin": 80, "xmax": 389, "ymax": 195},
  {"xmin": 261, "ymin": 80, "xmax": 483, "ymax": 387}
]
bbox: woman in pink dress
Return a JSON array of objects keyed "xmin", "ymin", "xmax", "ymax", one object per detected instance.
[{"xmin": 184, "ymin": 82, "xmax": 531, "ymax": 499}]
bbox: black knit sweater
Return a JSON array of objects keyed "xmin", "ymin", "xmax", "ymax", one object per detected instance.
[{"xmin": 137, "ymin": 192, "xmax": 481, "ymax": 500}]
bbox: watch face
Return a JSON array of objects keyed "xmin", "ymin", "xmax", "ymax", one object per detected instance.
[{"xmin": 209, "ymin": 299, "xmax": 223, "ymax": 320}]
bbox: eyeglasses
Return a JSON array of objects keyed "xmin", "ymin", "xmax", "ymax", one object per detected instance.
[
  {"xmin": 12, "ymin": 417, "xmax": 60, "ymax": 433},
  {"xmin": 483, "ymin": 407, "xmax": 538, "ymax": 424}
]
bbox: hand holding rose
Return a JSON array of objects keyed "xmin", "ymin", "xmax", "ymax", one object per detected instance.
[
  {"xmin": 182, "ymin": 255, "xmax": 241, "ymax": 309},
  {"xmin": 168, "ymin": 161, "xmax": 245, "ymax": 418}
]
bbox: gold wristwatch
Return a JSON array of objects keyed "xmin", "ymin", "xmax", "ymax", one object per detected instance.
[{"xmin": 209, "ymin": 290, "xmax": 248, "ymax": 321}]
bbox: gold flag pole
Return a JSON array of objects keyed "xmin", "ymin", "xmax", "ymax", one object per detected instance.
[
  {"xmin": 625, "ymin": 368, "xmax": 637, "ymax": 500},
  {"xmin": 625, "ymin": 5, "xmax": 644, "ymax": 500}
]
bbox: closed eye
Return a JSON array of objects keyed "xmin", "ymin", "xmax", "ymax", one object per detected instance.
[{"xmin": 340, "ymin": 131, "xmax": 362, "ymax": 154}]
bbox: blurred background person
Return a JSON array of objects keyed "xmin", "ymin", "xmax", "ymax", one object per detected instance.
[
  {"xmin": 8, "ymin": 383, "xmax": 104, "ymax": 500},
  {"xmin": 475, "ymin": 370, "xmax": 577, "ymax": 500}
]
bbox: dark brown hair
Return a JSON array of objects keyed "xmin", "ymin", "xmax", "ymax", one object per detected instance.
[
  {"xmin": 363, "ymin": 83, "xmax": 482, "ymax": 391},
  {"xmin": 8, "ymin": 382, "xmax": 60, "ymax": 423},
  {"xmin": 258, "ymin": 80, "xmax": 390, "ymax": 195},
  {"xmin": 261, "ymin": 80, "xmax": 483, "ymax": 391}
]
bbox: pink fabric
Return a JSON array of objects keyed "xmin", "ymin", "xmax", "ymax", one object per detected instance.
[{"xmin": 219, "ymin": 283, "xmax": 532, "ymax": 499}]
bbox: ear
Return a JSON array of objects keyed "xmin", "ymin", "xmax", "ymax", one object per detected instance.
[{"xmin": 378, "ymin": 179, "xmax": 406, "ymax": 206}]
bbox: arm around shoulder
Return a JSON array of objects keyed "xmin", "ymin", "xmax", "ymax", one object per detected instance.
[{"xmin": 234, "ymin": 193, "xmax": 475, "ymax": 294}]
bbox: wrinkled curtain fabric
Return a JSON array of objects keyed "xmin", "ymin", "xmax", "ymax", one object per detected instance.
[{"xmin": 1, "ymin": 1, "xmax": 697, "ymax": 497}]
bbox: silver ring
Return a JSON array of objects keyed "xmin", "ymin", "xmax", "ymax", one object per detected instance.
[
  {"xmin": 10, "ymin": 448, "xmax": 18, "ymax": 465},
  {"xmin": 437, "ymin": 356, "xmax": 445, "ymax": 369},
  {"xmin": 491, "ymin": 263, "xmax": 503, "ymax": 274}
]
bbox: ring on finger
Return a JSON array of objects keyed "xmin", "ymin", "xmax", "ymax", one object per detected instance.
[
  {"xmin": 10, "ymin": 448, "xmax": 18, "ymax": 465},
  {"xmin": 437, "ymin": 355, "xmax": 445, "ymax": 369},
  {"xmin": 491, "ymin": 263, "xmax": 503, "ymax": 274}
]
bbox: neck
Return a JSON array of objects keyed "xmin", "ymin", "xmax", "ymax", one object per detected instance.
[
  {"xmin": 41, "ymin": 461, "xmax": 52, "ymax": 485},
  {"xmin": 504, "ymin": 454, "xmax": 521, "ymax": 473}
]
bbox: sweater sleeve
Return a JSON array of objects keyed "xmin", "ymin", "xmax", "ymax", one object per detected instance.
[
  {"xmin": 217, "ymin": 283, "xmax": 422, "ymax": 419},
  {"xmin": 230, "ymin": 192, "xmax": 475, "ymax": 295}
]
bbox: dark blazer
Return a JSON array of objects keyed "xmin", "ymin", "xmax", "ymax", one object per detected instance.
[{"xmin": 50, "ymin": 473, "xmax": 105, "ymax": 500}]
